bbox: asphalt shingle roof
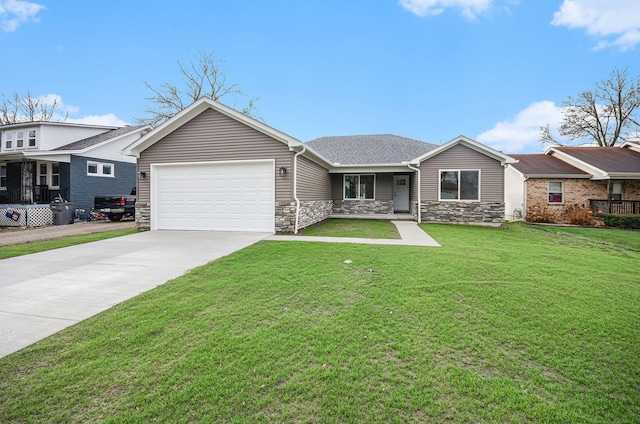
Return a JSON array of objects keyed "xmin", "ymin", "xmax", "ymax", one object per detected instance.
[
  {"xmin": 509, "ymin": 154, "xmax": 589, "ymax": 176},
  {"xmin": 54, "ymin": 125, "xmax": 146, "ymax": 151},
  {"xmin": 553, "ymin": 146, "xmax": 640, "ymax": 173},
  {"xmin": 306, "ymin": 134, "xmax": 437, "ymax": 165}
]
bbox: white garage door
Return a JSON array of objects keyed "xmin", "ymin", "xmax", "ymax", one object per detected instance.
[{"xmin": 153, "ymin": 161, "xmax": 275, "ymax": 232}]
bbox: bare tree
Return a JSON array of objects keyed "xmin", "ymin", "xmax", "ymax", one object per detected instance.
[
  {"xmin": 0, "ymin": 91, "xmax": 68, "ymax": 125},
  {"xmin": 136, "ymin": 49, "xmax": 259, "ymax": 127},
  {"xmin": 539, "ymin": 67, "xmax": 640, "ymax": 147}
]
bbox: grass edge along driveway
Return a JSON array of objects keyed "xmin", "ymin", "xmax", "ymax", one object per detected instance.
[
  {"xmin": 0, "ymin": 228, "xmax": 140, "ymax": 260},
  {"xmin": 0, "ymin": 222, "xmax": 638, "ymax": 423}
]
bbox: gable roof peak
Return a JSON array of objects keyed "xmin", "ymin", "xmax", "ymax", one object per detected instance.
[
  {"xmin": 412, "ymin": 135, "xmax": 516, "ymax": 165},
  {"xmin": 123, "ymin": 97, "xmax": 303, "ymax": 158}
]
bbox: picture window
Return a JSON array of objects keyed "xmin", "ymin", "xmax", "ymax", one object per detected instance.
[
  {"xmin": 344, "ymin": 174, "xmax": 375, "ymax": 199},
  {"xmin": 439, "ymin": 170, "xmax": 480, "ymax": 201}
]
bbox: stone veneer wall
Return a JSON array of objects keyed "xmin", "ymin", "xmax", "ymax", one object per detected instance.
[
  {"xmin": 136, "ymin": 202, "xmax": 151, "ymax": 231},
  {"xmin": 420, "ymin": 201, "xmax": 504, "ymax": 224},
  {"xmin": 409, "ymin": 200, "xmax": 418, "ymax": 218},
  {"xmin": 333, "ymin": 200, "xmax": 394, "ymax": 214},
  {"xmin": 275, "ymin": 201, "xmax": 296, "ymax": 233},
  {"xmin": 297, "ymin": 200, "xmax": 333, "ymax": 231},
  {"xmin": 275, "ymin": 200, "xmax": 334, "ymax": 233}
]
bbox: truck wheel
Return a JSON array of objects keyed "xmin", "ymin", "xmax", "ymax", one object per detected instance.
[{"xmin": 108, "ymin": 214, "xmax": 123, "ymax": 222}]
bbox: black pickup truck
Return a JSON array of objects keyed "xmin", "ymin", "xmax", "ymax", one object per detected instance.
[{"xmin": 93, "ymin": 188, "xmax": 136, "ymax": 222}]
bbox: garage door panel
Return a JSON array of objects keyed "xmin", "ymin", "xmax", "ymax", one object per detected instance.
[{"xmin": 153, "ymin": 161, "xmax": 275, "ymax": 232}]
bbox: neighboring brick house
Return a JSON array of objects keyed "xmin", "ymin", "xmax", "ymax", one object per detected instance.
[
  {"xmin": 505, "ymin": 143, "xmax": 640, "ymax": 223},
  {"xmin": 123, "ymin": 97, "xmax": 516, "ymax": 233}
]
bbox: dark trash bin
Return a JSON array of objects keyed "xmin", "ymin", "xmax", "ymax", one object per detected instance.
[{"xmin": 50, "ymin": 202, "xmax": 74, "ymax": 225}]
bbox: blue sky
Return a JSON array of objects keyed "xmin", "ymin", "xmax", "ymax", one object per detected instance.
[{"xmin": 1, "ymin": 0, "xmax": 638, "ymax": 153}]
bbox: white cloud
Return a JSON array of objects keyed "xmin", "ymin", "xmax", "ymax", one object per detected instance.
[
  {"xmin": 36, "ymin": 93, "xmax": 79, "ymax": 116},
  {"xmin": 68, "ymin": 113, "xmax": 128, "ymax": 127},
  {"xmin": 399, "ymin": 0, "xmax": 494, "ymax": 19},
  {"xmin": 17, "ymin": 93, "xmax": 128, "ymax": 126},
  {"xmin": 476, "ymin": 101, "xmax": 562, "ymax": 153},
  {"xmin": 0, "ymin": 0, "xmax": 45, "ymax": 32},
  {"xmin": 552, "ymin": 0, "xmax": 640, "ymax": 51}
]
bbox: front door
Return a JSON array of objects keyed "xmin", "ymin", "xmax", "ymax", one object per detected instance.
[{"xmin": 393, "ymin": 175, "xmax": 410, "ymax": 212}]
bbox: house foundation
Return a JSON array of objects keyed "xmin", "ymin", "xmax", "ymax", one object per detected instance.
[
  {"xmin": 332, "ymin": 199, "xmax": 394, "ymax": 214},
  {"xmin": 421, "ymin": 201, "xmax": 504, "ymax": 224}
]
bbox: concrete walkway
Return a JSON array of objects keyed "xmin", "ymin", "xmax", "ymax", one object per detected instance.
[
  {"xmin": 267, "ymin": 220, "xmax": 440, "ymax": 247},
  {"xmin": 0, "ymin": 230, "xmax": 269, "ymax": 358}
]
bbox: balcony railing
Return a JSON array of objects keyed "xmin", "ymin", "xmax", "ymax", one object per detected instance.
[
  {"xmin": 0, "ymin": 186, "xmax": 60, "ymax": 205},
  {"xmin": 590, "ymin": 199, "xmax": 640, "ymax": 215}
]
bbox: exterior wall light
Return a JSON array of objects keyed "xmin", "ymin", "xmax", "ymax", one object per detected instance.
[
  {"xmin": 138, "ymin": 171, "xmax": 146, "ymax": 180},
  {"xmin": 279, "ymin": 167, "xmax": 287, "ymax": 177}
]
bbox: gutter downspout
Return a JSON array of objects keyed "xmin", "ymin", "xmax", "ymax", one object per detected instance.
[
  {"xmin": 523, "ymin": 176, "xmax": 528, "ymax": 221},
  {"xmin": 407, "ymin": 164, "xmax": 421, "ymax": 224},
  {"xmin": 293, "ymin": 146, "xmax": 306, "ymax": 234}
]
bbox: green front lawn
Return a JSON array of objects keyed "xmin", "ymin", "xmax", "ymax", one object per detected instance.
[
  {"xmin": 299, "ymin": 218, "xmax": 401, "ymax": 239},
  {"xmin": 0, "ymin": 223, "xmax": 638, "ymax": 423}
]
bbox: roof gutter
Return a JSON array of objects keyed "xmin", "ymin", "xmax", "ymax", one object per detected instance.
[
  {"xmin": 407, "ymin": 163, "xmax": 421, "ymax": 224},
  {"xmin": 293, "ymin": 146, "xmax": 306, "ymax": 234}
]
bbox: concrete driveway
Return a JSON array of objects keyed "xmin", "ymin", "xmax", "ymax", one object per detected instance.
[{"xmin": 0, "ymin": 230, "xmax": 269, "ymax": 358}]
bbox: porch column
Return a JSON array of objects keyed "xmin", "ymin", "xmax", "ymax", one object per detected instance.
[{"xmin": 21, "ymin": 160, "xmax": 34, "ymax": 203}]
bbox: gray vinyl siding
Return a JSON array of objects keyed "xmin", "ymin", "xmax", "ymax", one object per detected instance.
[
  {"xmin": 410, "ymin": 173, "xmax": 417, "ymax": 202},
  {"xmin": 296, "ymin": 156, "xmax": 331, "ymax": 201},
  {"xmin": 137, "ymin": 108, "xmax": 294, "ymax": 203},
  {"xmin": 420, "ymin": 144, "xmax": 504, "ymax": 202},
  {"xmin": 376, "ymin": 174, "xmax": 393, "ymax": 200},
  {"xmin": 331, "ymin": 174, "xmax": 343, "ymax": 200}
]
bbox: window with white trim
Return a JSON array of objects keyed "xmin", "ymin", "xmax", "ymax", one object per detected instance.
[
  {"xmin": 28, "ymin": 130, "xmax": 36, "ymax": 147},
  {"xmin": 548, "ymin": 181, "xmax": 563, "ymax": 204},
  {"xmin": 439, "ymin": 170, "xmax": 479, "ymax": 201},
  {"xmin": 344, "ymin": 174, "xmax": 375, "ymax": 199},
  {"xmin": 16, "ymin": 131, "xmax": 24, "ymax": 148},
  {"xmin": 51, "ymin": 163, "xmax": 60, "ymax": 187},
  {"xmin": 2, "ymin": 129, "xmax": 37, "ymax": 151},
  {"xmin": 39, "ymin": 163, "xmax": 47, "ymax": 185},
  {"xmin": 87, "ymin": 161, "xmax": 115, "ymax": 177},
  {"xmin": 610, "ymin": 182, "xmax": 623, "ymax": 201},
  {"xmin": 4, "ymin": 132, "xmax": 13, "ymax": 150},
  {"xmin": 0, "ymin": 164, "xmax": 6, "ymax": 189},
  {"xmin": 37, "ymin": 162, "xmax": 60, "ymax": 189}
]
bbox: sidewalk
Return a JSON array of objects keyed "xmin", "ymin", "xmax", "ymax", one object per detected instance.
[{"xmin": 267, "ymin": 220, "xmax": 440, "ymax": 247}]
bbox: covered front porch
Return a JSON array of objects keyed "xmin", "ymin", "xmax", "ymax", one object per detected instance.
[
  {"xmin": 1, "ymin": 158, "xmax": 66, "ymax": 205},
  {"xmin": 590, "ymin": 199, "xmax": 640, "ymax": 215}
]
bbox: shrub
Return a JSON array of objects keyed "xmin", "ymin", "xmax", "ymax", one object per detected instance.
[
  {"xmin": 603, "ymin": 214, "xmax": 640, "ymax": 230},
  {"xmin": 565, "ymin": 204, "xmax": 595, "ymax": 226},
  {"xmin": 526, "ymin": 207, "xmax": 554, "ymax": 223}
]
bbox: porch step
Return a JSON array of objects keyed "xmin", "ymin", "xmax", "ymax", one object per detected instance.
[{"xmin": 330, "ymin": 213, "xmax": 415, "ymax": 221}]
